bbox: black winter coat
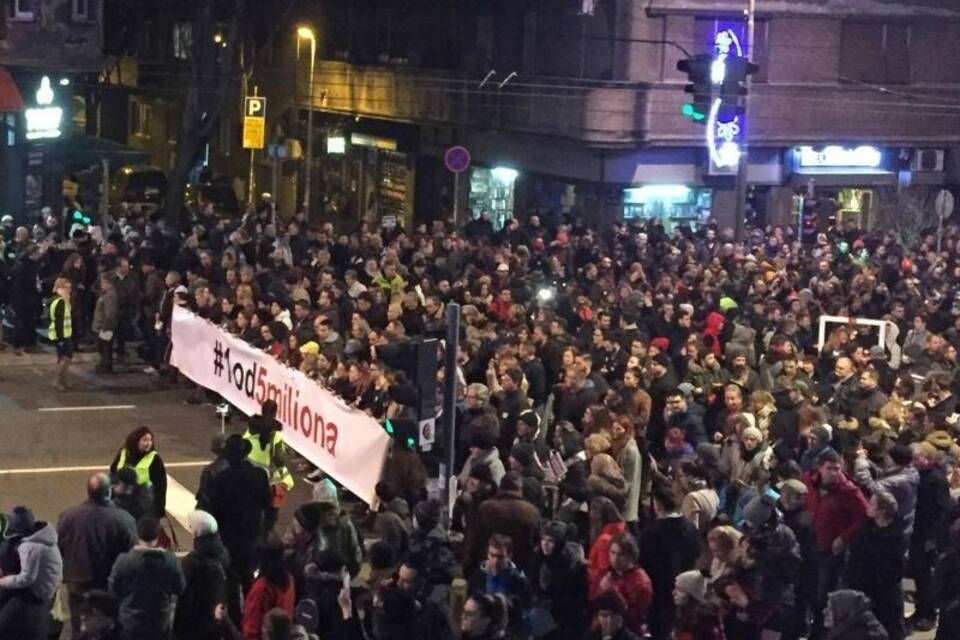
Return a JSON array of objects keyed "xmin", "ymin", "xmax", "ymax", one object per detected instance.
[
  {"xmin": 174, "ymin": 534, "xmax": 231, "ymax": 640},
  {"xmin": 527, "ymin": 544, "xmax": 588, "ymax": 634}
]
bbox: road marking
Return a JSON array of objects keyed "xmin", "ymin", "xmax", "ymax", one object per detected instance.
[
  {"xmin": 0, "ymin": 461, "xmax": 210, "ymax": 474},
  {"xmin": 165, "ymin": 473, "xmax": 198, "ymax": 536},
  {"xmin": 38, "ymin": 405, "xmax": 137, "ymax": 412}
]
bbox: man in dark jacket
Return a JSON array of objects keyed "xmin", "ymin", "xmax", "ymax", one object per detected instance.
[
  {"xmin": 468, "ymin": 472, "xmax": 541, "ymax": 572},
  {"xmin": 844, "ymin": 490, "xmax": 908, "ymax": 640},
  {"xmin": 467, "ymin": 533, "xmax": 532, "ymax": 635},
  {"xmin": 173, "ymin": 510, "xmax": 232, "ymax": 640},
  {"xmin": 637, "ymin": 487, "xmax": 701, "ymax": 640},
  {"xmin": 205, "ymin": 434, "xmax": 271, "ymax": 589},
  {"xmin": 9, "ymin": 244, "xmax": 42, "ymax": 352},
  {"xmin": 57, "ymin": 474, "xmax": 137, "ymax": 638},
  {"xmin": 908, "ymin": 442, "xmax": 954, "ymax": 632},
  {"xmin": 779, "ymin": 478, "xmax": 817, "ymax": 636},
  {"xmin": 526, "ymin": 520, "xmax": 588, "ymax": 639},
  {"xmin": 108, "ymin": 516, "xmax": 185, "ymax": 640}
]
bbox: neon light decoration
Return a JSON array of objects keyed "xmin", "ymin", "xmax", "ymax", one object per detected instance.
[{"xmin": 706, "ymin": 28, "xmax": 744, "ymax": 169}]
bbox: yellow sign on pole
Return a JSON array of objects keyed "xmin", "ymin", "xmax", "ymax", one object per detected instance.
[{"xmin": 242, "ymin": 96, "xmax": 266, "ymax": 149}]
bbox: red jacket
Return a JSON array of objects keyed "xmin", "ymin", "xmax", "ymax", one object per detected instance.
[
  {"xmin": 592, "ymin": 567, "xmax": 653, "ymax": 637},
  {"xmin": 803, "ymin": 471, "xmax": 868, "ymax": 553},
  {"xmin": 243, "ymin": 576, "xmax": 296, "ymax": 639},
  {"xmin": 588, "ymin": 521, "xmax": 626, "ymax": 593}
]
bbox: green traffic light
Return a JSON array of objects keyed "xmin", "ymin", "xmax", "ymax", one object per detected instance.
[
  {"xmin": 384, "ymin": 418, "xmax": 394, "ymax": 434},
  {"xmin": 682, "ymin": 104, "xmax": 706, "ymax": 121}
]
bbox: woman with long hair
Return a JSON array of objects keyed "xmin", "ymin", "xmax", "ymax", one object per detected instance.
[
  {"xmin": 586, "ymin": 496, "xmax": 626, "ymax": 594},
  {"xmin": 59, "ymin": 252, "xmax": 87, "ymax": 345},
  {"xmin": 109, "ymin": 426, "xmax": 167, "ymax": 517},
  {"xmin": 241, "ymin": 541, "xmax": 295, "ymax": 640}
]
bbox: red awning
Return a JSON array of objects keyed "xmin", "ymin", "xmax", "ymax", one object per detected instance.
[{"xmin": 0, "ymin": 67, "xmax": 25, "ymax": 112}]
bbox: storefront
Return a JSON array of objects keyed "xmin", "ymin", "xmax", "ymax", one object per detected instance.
[
  {"xmin": 468, "ymin": 166, "xmax": 518, "ymax": 229},
  {"xmin": 787, "ymin": 145, "xmax": 919, "ymax": 230},
  {"xmin": 622, "ymin": 184, "xmax": 712, "ymax": 230},
  {"xmin": 314, "ymin": 123, "xmax": 417, "ymax": 229}
]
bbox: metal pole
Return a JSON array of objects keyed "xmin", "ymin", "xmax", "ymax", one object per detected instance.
[
  {"xmin": 938, "ymin": 213, "xmax": 944, "ymax": 254},
  {"xmin": 100, "ymin": 158, "xmax": 110, "ymax": 219},
  {"xmin": 441, "ymin": 302, "xmax": 461, "ymax": 527},
  {"xmin": 733, "ymin": 0, "xmax": 756, "ymax": 243},
  {"xmin": 303, "ymin": 39, "xmax": 316, "ymax": 217},
  {"xmin": 248, "ymin": 87, "xmax": 258, "ymax": 205},
  {"xmin": 453, "ymin": 171, "xmax": 460, "ymax": 227}
]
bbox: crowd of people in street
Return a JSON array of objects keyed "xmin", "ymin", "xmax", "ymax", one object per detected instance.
[{"xmin": 3, "ymin": 202, "xmax": 960, "ymax": 640}]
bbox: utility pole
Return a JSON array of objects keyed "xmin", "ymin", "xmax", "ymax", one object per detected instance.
[
  {"xmin": 733, "ymin": 0, "xmax": 756, "ymax": 242},
  {"xmin": 441, "ymin": 303, "xmax": 461, "ymax": 529}
]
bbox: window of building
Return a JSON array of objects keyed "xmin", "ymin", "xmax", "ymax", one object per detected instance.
[
  {"xmin": 173, "ymin": 23, "xmax": 193, "ymax": 61},
  {"xmin": 72, "ymin": 0, "xmax": 91, "ymax": 22},
  {"xmin": 840, "ymin": 22, "xmax": 911, "ymax": 85},
  {"xmin": 130, "ymin": 101, "xmax": 152, "ymax": 138},
  {"xmin": 8, "ymin": 0, "xmax": 34, "ymax": 21}
]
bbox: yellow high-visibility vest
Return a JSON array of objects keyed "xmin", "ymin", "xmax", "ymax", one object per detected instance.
[
  {"xmin": 243, "ymin": 429, "xmax": 294, "ymax": 490},
  {"xmin": 116, "ymin": 448, "xmax": 157, "ymax": 488},
  {"xmin": 48, "ymin": 297, "xmax": 72, "ymax": 340}
]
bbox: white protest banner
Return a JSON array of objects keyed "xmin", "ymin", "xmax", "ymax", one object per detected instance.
[{"xmin": 170, "ymin": 305, "xmax": 390, "ymax": 505}]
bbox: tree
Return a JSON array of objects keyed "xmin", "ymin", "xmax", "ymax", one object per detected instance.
[
  {"xmin": 162, "ymin": 0, "xmax": 246, "ymax": 225},
  {"xmin": 873, "ymin": 186, "xmax": 938, "ymax": 250}
]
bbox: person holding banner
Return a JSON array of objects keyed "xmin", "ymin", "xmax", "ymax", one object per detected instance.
[{"xmin": 243, "ymin": 400, "xmax": 295, "ymax": 533}]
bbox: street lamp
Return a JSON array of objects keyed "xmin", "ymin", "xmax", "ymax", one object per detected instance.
[{"xmin": 297, "ymin": 26, "xmax": 317, "ymax": 218}]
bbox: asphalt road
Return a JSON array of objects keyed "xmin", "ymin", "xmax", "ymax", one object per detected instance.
[{"xmin": 0, "ymin": 352, "xmax": 320, "ymax": 545}]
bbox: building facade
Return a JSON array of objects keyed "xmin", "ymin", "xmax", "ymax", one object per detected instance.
[{"xmin": 268, "ymin": 0, "xmax": 960, "ymax": 231}]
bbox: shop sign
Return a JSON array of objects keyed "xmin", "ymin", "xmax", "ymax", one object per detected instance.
[
  {"xmin": 25, "ymin": 76, "xmax": 63, "ymax": 141},
  {"xmin": 242, "ymin": 96, "xmax": 266, "ymax": 150},
  {"xmin": 797, "ymin": 146, "xmax": 883, "ymax": 169},
  {"xmin": 350, "ymin": 133, "xmax": 397, "ymax": 151}
]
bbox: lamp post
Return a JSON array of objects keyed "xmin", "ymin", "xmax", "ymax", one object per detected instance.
[{"xmin": 297, "ymin": 26, "xmax": 317, "ymax": 218}]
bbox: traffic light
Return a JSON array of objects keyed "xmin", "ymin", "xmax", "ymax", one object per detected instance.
[
  {"xmin": 70, "ymin": 208, "xmax": 92, "ymax": 226},
  {"xmin": 677, "ymin": 54, "xmax": 714, "ymax": 123},
  {"xmin": 718, "ymin": 56, "xmax": 759, "ymax": 107}
]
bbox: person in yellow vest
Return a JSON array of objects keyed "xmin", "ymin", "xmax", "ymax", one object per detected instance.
[
  {"xmin": 243, "ymin": 399, "xmax": 294, "ymax": 533},
  {"xmin": 110, "ymin": 426, "xmax": 167, "ymax": 518},
  {"xmin": 49, "ymin": 277, "xmax": 73, "ymax": 392}
]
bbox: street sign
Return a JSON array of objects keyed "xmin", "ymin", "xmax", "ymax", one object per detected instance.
[
  {"xmin": 242, "ymin": 96, "xmax": 266, "ymax": 150},
  {"xmin": 936, "ymin": 189, "xmax": 955, "ymax": 219},
  {"xmin": 444, "ymin": 145, "xmax": 471, "ymax": 173}
]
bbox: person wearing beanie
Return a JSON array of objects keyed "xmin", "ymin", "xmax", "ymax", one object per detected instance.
[
  {"xmin": 459, "ymin": 430, "xmax": 506, "ymax": 488},
  {"xmin": 509, "ymin": 442, "xmax": 546, "ymax": 509},
  {"xmin": 800, "ymin": 424, "xmax": 836, "ymax": 472},
  {"xmin": 672, "ymin": 569, "xmax": 710, "ymax": 624},
  {"xmin": 527, "ymin": 520, "xmax": 589, "ymax": 637},
  {"xmin": 585, "ymin": 589, "xmax": 639, "ymax": 640},
  {"xmin": 408, "ymin": 499, "xmax": 457, "ymax": 589},
  {"xmin": 0, "ymin": 506, "xmax": 63, "ymax": 639},
  {"xmin": 514, "ymin": 410, "xmax": 550, "ymax": 462},
  {"xmin": 202, "ymin": 433, "xmax": 271, "ymax": 589},
  {"xmin": 174, "ymin": 511, "xmax": 233, "ymax": 640}
]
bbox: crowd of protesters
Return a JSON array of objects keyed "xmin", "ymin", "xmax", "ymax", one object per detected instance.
[{"xmin": 3, "ymin": 201, "xmax": 960, "ymax": 640}]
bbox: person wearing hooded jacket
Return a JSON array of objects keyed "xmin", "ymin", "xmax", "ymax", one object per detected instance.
[
  {"xmin": 822, "ymin": 590, "xmax": 889, "ymax": 640},
  {"xmin": 0, "ymin": 506, "xmax": 63, "ymax": 640},
  {"xmin": 526, "ymin": 520, "xmax": 588, "ymax": 639},
  {"xmin": 174, "ymin": 510, "xmax": 234, "ymax": 640}
]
